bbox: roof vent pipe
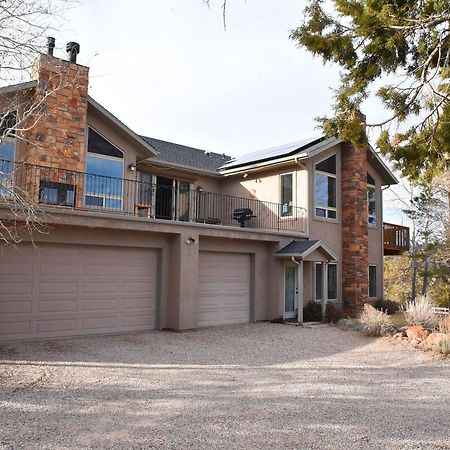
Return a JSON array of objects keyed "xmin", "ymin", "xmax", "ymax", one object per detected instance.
[
  {"xmin": 66, "ymin": 42, "xmax": 80, "ymax": 64},
  {"xmin": 47, "ymin": 37, "xmax": 55, "ymax": 56}
]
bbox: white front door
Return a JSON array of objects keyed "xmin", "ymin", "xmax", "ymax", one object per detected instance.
[{"xmin": 284, "ymin": 265, "xmax": 298, "ymax": 319}]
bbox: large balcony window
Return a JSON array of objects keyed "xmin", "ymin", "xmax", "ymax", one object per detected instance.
[{"xmin": 85, "ymin": 128, "xmax": 124, "ymax": 209}]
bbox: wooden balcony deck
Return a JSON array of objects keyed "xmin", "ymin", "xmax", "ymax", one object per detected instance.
[{"xmin": 383, "ymin": 222, "xmax": 410, "ymax": 255}]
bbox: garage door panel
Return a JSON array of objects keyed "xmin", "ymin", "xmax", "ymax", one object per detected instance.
[
  {"xmin": 82, "ymin": 298, "xmax": 119, "ymax": 311},
  {"xmin": 0, "ymin": 320, "xmax": 31, "ymax": 336},
  {"xmin": 83, "ymin": 280, "xmax": 118, "ymax": 294},
  {"xmin": 39, "ymin": 281, "xmax": 78, "ymax": 295},
  {"xmin": 37, "ymin": 299, "xmax": 78, "ymax": 313},
  {"xmin": 36, "ymin": 317, "xmax": 78, "ymax": 333},
  {"xmin": 0, "ymin": 281, "xmax": 33, "ymax": 295},
  {"xmin": 0, "ymin": 301, "xmax": 31, "ymax": 314},
  {"xmin": 198, "ymin": 252, "xmax": 251, "ymax": 327},
  {"xmin": 122, "ymin": 313, "xmax": 156, "ymax": 328},
  {"xmin": 82, "ymin": 316, "xmax": 119, "ymax": 331},
  {"xmin": 0, "ymin": 243, "xmax": 158, "ymax": 341}
]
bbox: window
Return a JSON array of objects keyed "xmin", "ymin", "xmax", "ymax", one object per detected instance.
[
  {"xmin": 85, "ymin": 128, "xmax": 124, "ymax": 209},
  {"xmin": 315, "ymin": 263, "xmax": 323, "ymax": 300},
  {"xmin": 369, "ymin": 265, "xmax": 377, "ymax": 298},
  {"xmin": 327, "ymin": 263, "xmax": 338, "ymax": 300},
  {"xmin": 367, "ymin": 173, "xmax": 376, "ymax": 225},
  {"xmin": 315, "ymin": 155, "xmax": 337, "ymax": 219},
  {"xmin": 0, "ymin": 138, "xmax": 15, "ymax": 198},
  {"xmin": 280, "ymin": 173, "xmax": 293, "ymax": 217},
  {"xmin": 39, "ymin": 180, "xmax": 75, "ymax": 206}
]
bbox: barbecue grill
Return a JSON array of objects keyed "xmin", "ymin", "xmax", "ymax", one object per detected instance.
[{"xmin": 233, "ymin": 208, "xmax": 256, "ymax": 228}]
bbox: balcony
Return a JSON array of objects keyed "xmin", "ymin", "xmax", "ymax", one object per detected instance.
[
  {"xmin": 383, "ymin": 222, "xmax": 410, "ymax": 255},
  {"xmin": 0, "ymin": 160, "xmax": 308, "ymax": 234}
]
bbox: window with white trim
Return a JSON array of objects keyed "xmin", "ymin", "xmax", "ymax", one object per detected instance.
[
  {"xmin": 85, "ymin": 128, "xmax": 124, "ymax": 209},
  {"xmin": 369, "ymin": 265, "xmax": 377, "ymax": 298},
  {"xmin": 280, "ymin": 173, "xmax": 293, "ymax": 217},
  {"xmin": 367, "ymin": 173, "xmax": 376, "ymax": 225},
  {"xmin": 315, "ymin": 155, "xmax": 337, "ymax": 219},
  {"xmin": 327, "ymin": 263, "xmax": 338, "ymax": 300}
]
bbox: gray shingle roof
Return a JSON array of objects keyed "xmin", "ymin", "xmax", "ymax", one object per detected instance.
[
  {"xmin": 141, "ymin": 136, "xmax": 231, "ymax": 173},
  {"xmin": 275, "ymin": 240, "xmax": 320, "ymax": 255}
]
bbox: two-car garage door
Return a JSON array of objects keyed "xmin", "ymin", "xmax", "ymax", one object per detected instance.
[
  {"xmin": 198, "ymin": 252, "xmax": 251, "ymax": 327},
  {"xmin": 0, "ymin": 243, "xmax": 158, "ymax": 341}
]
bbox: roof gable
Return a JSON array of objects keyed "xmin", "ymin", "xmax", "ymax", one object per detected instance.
[{"xmin": 274, "ymin": 240, "xmax": 338, "ymax": 261}]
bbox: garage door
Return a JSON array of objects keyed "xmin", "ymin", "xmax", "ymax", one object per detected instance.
[
  {"xmin": 0, "ymin": 243, "xmax": 158, "ymax": 341},
  {"xmin": 198, "ymin": 252, "xmax": 251, "ymax": 327}
]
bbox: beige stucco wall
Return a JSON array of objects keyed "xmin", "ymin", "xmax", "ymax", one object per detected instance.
[{"xmin": 219, "ymin": 163, "xmax": 309, "ymax": 211}]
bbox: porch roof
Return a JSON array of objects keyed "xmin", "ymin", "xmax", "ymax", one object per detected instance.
[{"xmin": 274, "ymin": 240, "xmax": 338, "ymax": 261}]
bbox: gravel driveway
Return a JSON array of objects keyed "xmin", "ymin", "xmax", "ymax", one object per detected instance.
[{"xmin": 0, "ymin": 323, "xmax": 449, "ymax": 449}]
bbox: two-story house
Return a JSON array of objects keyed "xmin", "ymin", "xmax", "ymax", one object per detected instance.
[{"xmin": 0, "ymin": 41, "xmax": 409, "ymax": 341}]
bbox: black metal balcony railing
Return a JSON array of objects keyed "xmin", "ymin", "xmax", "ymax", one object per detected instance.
[{"xmin": 0, "ymin": 160, "xmax": 308, "ymax": 234}]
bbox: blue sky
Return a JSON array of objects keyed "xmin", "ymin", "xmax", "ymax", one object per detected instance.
[{"xmin": 55, "ymin": 0, "xmax": 407, "ymax": 223}]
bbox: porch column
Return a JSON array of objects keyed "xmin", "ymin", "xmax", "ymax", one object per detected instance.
[
  {"xmin": 297, "ymin": 260, "xmax": 304, "ymax": 325},
  {"xmin": 321, "ymin": 262, "xmax": 328, "ymax": 321}
]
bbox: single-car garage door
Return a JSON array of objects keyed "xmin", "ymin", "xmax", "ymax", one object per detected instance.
[
  {"xmin": 0, "ymin": 243, "xmax": 158, "ymax": 341},
  {"xmin": 198, "ymin": 252, "xmax": 251, "ymax": 327}
]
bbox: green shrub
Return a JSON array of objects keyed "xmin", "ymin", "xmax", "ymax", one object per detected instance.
[
  {"xmin": 374, "ymin": 299, "xmax": 401, "ymax": 315},
  {"xmin": 359, "ymin": 304, "xmax": 395, "ymax": 336},
  {"xmin": 325, "ymin": 302, "xmax": 344, "ymax": 323},
  {"xmin": 303, "ymin": 301, "xmax": 322, "ymax": 322}
]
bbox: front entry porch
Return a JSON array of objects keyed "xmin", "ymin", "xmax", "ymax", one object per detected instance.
[{"xmin": 275, "ymin": 240, "xmax": 338, "ymax": 324}]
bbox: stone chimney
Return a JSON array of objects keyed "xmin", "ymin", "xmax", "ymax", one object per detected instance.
[
  {"xmin": 24, "ymin": 39, "xmax": 89, "ymax": 172},
  {"xmin": 341, "ymin": 111, "xmax": 369, "ymax": 317}
]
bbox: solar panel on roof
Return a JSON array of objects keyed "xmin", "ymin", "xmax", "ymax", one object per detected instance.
[{"xmin": 219, "ymin": 136, "xmax": 324, "ymax": 170}]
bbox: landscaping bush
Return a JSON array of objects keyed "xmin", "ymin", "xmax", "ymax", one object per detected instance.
[
  {"xmin": 374, "ymin": 299, "xmax": 400, "ymax": 315},
  {"xmin": 325, "ymin": 302, "xmax": 344, "ymax": 323},
  {"xmin": 303, "ymin": 301, "xmax": 322, "ymax": 322},
  {"xmin": 359, "ymin": 304, "xmax": 395, "ymax": 336},
  {"xmin": 402, "ymin": 296, "xmax": 437, "ymax": 329}
]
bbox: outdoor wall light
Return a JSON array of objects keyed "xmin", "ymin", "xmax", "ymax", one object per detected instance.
[
  {"xmin": 185, "ymin": 236, "xmax": 197, "ymax": 244},
  {"xmin": 128, "ymin": 163, "xmax": 137, "ymax": 171}
]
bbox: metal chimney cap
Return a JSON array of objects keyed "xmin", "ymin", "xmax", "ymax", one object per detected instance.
[
  {"xmin": 66, "ymin": 41, "xmax": 80, "ymax": 63},
  {"xmin": 47, "ymin": 36, "xmax": 55, "ymax": 56},
  {"xmin": 66, "ymin": 42, "xmax": 80, "ymax": 54}
]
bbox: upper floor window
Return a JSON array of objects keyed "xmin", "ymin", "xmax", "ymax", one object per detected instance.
[
  {"xmin": 315, "ymin": 154, "xmax": 336, "ymax": 219},
  {"xmin": 0, "ymin": 138, "xmax": 15, "ymax": 198},
  {"xmin": 85, "ymin": 128, "xmax": 124, "ymax": 210},
  {"xmin": 280, "ymin": 173, "xmax": 293, "ymax": 217},
  {"xmin": 367, "ymin": 173, "xmax": 376, "ymax": 225}
]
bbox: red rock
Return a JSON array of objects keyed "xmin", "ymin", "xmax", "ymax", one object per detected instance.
[{"xmin": 405, "ymin": 326, "xmax": 430, "ymax": 341}]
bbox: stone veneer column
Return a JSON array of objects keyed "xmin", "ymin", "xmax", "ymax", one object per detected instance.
[
  {"xmin": 341, "ymin": 139, "xmax": 369, "ymax": 317},
  {"xmin": 24, "ymin": 53, "xmax": 89, "ymax": 172}
]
